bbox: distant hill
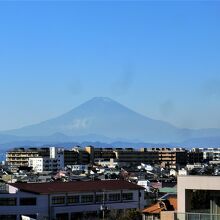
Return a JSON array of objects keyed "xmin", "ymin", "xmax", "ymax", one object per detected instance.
[
  {"xmin": 1, "ymin": 97, "xmax": 220, "ymax": 149},
  {"xmin": 181, "ymin": 136, "xmax": 220, "ymax": 147}
]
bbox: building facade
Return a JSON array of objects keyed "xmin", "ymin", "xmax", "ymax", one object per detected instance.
[
  {"xmin": 177, "ymin": 176, "xmax": 220, "ymax": 219},
  {"xmin": 0, "ymin": 180, "xmax": 145, "ymax": 220},
  {"xmin": 28, "ymin": 147, "xmax": 64, "ymax": 173},
  {"xmin": 6, "ymin": 148, "xmax": 39, "ymax": 171}
]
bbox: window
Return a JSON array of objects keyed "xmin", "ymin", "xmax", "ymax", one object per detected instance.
[
  {"xmin": 56, "ymin": 213, "xmax": 68, "ymax": 220},
  {"xmin": 20, "ymin": 198, "xmax": 36, "ymax": 206},
  {"xmin": 122, "ymin": 193, "xmax": 133, "ymax": 201},
  {"xmin": 95, "ymin": 194, "xmax": 107, "ymax": 203},
  {"xmin": 67, "ymin": 196, "xmax": 79, "ymax": 204},
  {"xmin": 81, "ymin": 195, "xmax": 94, "ymax": 203},
  {"xmin": 19, "ymin": 214, "xmax": 37, "ymax": 220},
  {"xmin": 109, "ymin": 193, "xmax": 120, "ymax": 201},
  {"xmin": 52, "ymin": 196, "xmax": 65, "ymax": 205},
  {"xmin": 0, "ymin": 198, "xmax": 16, "ymax": 206},
  {"xmin": 0, "ymin": 215, "xmax": 16, "ymax": 220}
]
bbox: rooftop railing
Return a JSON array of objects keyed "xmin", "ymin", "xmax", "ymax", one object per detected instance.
[{"xmin": 175, "ymin": 212, "xmax": 220, "ymax": 220}]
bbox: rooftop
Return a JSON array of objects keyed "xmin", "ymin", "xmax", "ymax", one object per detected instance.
[
  {"xmin": 10, "ymin": 180, "xmax": 144, "ymax": 194},
  {"xmin": 142, "ymin": 196, "xmax": 177, "ymax": 214}
]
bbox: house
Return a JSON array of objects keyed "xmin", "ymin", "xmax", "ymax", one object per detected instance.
[
  {"xmin": 142, "ymin": 195, "xmax": 177, "ymax": 220},
  {"xmin": 137, "ymin": 180, "xmax": 151, "ymax": 192},
  {"xmin": 0, "ymin": 180, "xmax": 145, "ymax": 220},
  {"xmin": 178, "ymin": 168, "xmax": 188, "ymax": 176}
]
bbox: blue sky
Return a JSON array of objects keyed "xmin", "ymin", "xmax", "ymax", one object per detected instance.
[{"xmin": 0, "ymin": 1, "xmax": 220, "ymax": 130}]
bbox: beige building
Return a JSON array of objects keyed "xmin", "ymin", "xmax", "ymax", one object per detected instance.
[
  {"xmin": 85, "ymin": 146, "xmax": 188, "ymax": 168},
  {"xmin": 142, "ymin": 147, "xmax": 187, "ymax": 168},
  {"xmin": 177, "ymin": 176, "xmax": 220, "ymax": 219}
]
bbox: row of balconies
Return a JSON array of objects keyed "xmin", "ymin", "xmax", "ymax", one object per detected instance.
[
  {"xmin": 8, "ymin": 162, "xmax": 28, "ymax": 165},
  {"xmin": 7, "ymin": 154, "xmax": 38, "ymax": 157}
]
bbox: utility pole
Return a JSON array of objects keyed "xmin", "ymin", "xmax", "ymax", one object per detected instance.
[
  {"xmin": 102, "ymin": 191, "xmax": 105, "ymax": 220},
  {"xmin": 100, "ymin": 190, "xmax": 107, "ymax": 220}
]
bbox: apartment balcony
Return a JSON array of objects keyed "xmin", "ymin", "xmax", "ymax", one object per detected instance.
[
  {"xmin": 155, "ymin": 212, "xmax": 220, "ymax": 220},
  {"xmin": 7, "ymin": 154, "xmax": 38, "ymax": 158},
  {"xmin": 175, "ymin": 212, "xmax": 220, "ymax": 220}
]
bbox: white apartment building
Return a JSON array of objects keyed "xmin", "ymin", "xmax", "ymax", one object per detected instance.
[
  {"xmin": 70, "ymin": 164, "xmax": 88, "ymax": 172},
  {"xmin": 94, "ymin": 158, "xmax": 118, "ymax": 168},
  {"xmin": 137, "ymin": 180, "xmax": 151, "ymax": 192},
  {"xmin": 195, "ymin": 147, "xmax": 220, "ymax": 161},
  {"xmin": 28, "ymin": 147, "xmax": 64, "ymax": 173},
  {"xmin": 0, "ymin": 180, "xmax": 145, "ymax": 220},
  {"xmin": 28, "ymin": 158, "xmax": 44, "ymax": 173}
]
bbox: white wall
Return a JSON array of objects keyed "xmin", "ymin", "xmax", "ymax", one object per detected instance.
[
  {"xmin": 1, "ymin": 185, "xmax": 145, "ymax": 220},
  {"xmin": 0, "ymin": 191, "xmax": 48, "ymax": 220},
  {"xmin": 29, "ymin": 157, "xmax": 43, "ymax": 173}
]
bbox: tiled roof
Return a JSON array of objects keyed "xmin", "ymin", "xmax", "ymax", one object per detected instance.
[
  {"xmin": 142, "ymin": 196, "xmax": 177, "ymax": 214},
  {"xmin": 142, "ymin": 203, "xmax": 162, "ymax": 214},
  {"xmin": 10, "ymin": 180, "xmax": 144, "ymax": 194},
  {"xmin": 168, "ymin": 197, "xmax": 177, "ymax": 210}
]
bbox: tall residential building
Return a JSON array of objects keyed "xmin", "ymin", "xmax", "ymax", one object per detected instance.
[
  {"xmin": 142, "ymin": 147, "xmax": 187, "ymax": 168},
  {"xmin": 28, "ymin": 147, "xmax": 64, "ymax": 173},
  {"xmin": 6, "ymin": 147, "xmax": 64, "ymax": 173},
  {"xmin": 115, "ymin": 148, "xmax": 159, "ymax": 166},
  {"xmin": 194, "ymin": 147, "xmax": 220, "ymax": 162},
  {"xmin": 63, "ymin": 150, "xmax": 79, "ymax": 166},
  {"xmin": 6, "ymin": 148, "xmax": 39, "ymax": 171}
]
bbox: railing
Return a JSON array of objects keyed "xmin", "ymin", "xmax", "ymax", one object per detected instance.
[{"xmin": 175, "ymin": 212, "xmax": 220, "ymax": 220}]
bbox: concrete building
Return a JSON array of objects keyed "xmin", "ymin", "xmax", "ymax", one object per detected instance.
[
  {"xmin": 6, "ymin": 148, "xmax": 39, "ymax": 171},
  {"xmin": 70, "ymin": 164, "xmax": 88, "ymax": 172},
  {"xmin": 28, "ymin": 147, "xmax": 64, "ymax": 173},
  {"xmin": 63, "ymin": 150, "xmax": 78, "ymax": 166},
  {"xmin": 0, "ymin": 180, "xmax": 145, "ymax": 220},
  {"xmin": 6, "ymin": 148, "xmax": 52, "ymax": 171},
  {"xmin": 178, "ymin": 168, "xmax": 188, "ymax": 176},
  {"xmin": 85, "ymin": 146, "xmax": 116, "ymax": 164},
  {"xmin": 115, "ymin": 148, "xmax": 159, "ymax": 166},
  {"xmin": 28, "ymin": 157, "xmax": 44, "ymax": 173},
  {"xmin": 94, "ymin": 158, "xmax": 118, "ymax": 168},
  {"xmin": 194, "ymin": 147, "xmax": 220, "ymax": 162},
  {"xmin": 137, "ymin": 180, "xmax": 151, "ymax": 192},
  {"xmin": 187, "ymin": 148, "xmax": 203, "ymax": 164},
  {"xmin": 141, "ymin": 147, "xmax": 187, "ymax": 168},
  {"xmin": 85, "ymin": 146, "xmax": 189, "ymax": 168},
  {"xmin": 73, "ymin": 147, "xmax": 90, "ymax": 165},
  {"xmin": 177, "ymin": 176, "xmax": 220, "ymax": 219}
]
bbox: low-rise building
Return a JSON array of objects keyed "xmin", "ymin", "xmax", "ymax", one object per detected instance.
[
  {"xmin": 178, "ymin": 168, "xmax": 188, "ymax": 176},
  {"xmin": 0, "ymin": 180, "xmax": 145, "ymax": 220},
  {"xmin": 137, "ymin": 180, "xmax": 151, "ymax": 192},
  {"xmin": 70, "ymin": 164, "xmax": 88, "ymax": 172},
  {"xmin": 94, "ymin": 158, "xmax": 118, "ymax": 168},
  {"xmin": 142, "ymin": 195, "xmax": 177, "ymax": 220}
]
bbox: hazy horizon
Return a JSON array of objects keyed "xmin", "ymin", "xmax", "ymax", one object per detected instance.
[{"xmin": 1, "ymin": 1, "xmax": 220, "ymax": 130}]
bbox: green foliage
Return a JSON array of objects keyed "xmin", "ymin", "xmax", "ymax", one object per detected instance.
[{"xmin": 108, "ymin": 209, "xmax": 142, "ymax": 220}]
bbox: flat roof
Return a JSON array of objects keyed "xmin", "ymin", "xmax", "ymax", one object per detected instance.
[{"xmin": 10, "ymin": 180, "xmax": 144, "ymax": 195}]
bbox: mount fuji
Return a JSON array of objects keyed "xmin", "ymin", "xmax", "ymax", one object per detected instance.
[{"xmin": 1, "ymin": 97, "xmax": 220, "ymax": 147}]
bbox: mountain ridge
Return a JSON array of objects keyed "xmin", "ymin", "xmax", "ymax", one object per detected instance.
[{"xmin": 1, "ymin": 97, "xmax": 220, "ymax": 146}]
